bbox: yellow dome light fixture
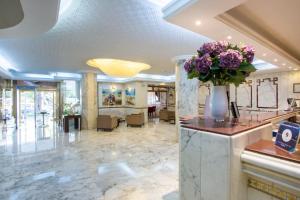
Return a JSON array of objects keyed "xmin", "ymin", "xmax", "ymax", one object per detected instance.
[{"xmin": 86, "ymin": 58, "xmax": 151, "ymax": 77}]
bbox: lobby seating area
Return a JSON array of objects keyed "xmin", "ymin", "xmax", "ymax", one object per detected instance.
[{"xmin": 1, "ymin": 0, "xmax": 300, "ymax": 199}]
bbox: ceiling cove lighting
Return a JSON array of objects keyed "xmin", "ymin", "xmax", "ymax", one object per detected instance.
[
  {"xmin": 87, "ymin": 59, "xmax": 151, "ymax": 77},
  {"xmin": 0, "ymin": 54, "xmax": 17, "ymax": 71},
  {"xmin": 147, "ymin": 0, "xmax": 173, "ymax": 7},
  {"xmin": 252, "ymin": 59, "xmax": 278, "ymax": 71},
  {"xmin": 97, "ymin": 74, "xmax": 175, "ymax": 83},
  {"xmin": 59, "ymin": 0, "xmax": 73, "ymax": 15}
]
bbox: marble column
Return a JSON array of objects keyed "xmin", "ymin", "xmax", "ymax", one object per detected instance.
[
  {"xmin": 174, "ymin": 56, "xmax": 199, "ymax": 138},
  {"xmin": 81, "ymin": 73, "xmax": 97, "ymax": 130}
]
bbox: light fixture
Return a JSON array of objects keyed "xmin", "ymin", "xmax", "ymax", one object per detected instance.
[
  {"xmin": 294, "ymin": 68, "xmax": 299, "ymax": 71},
  {"xmin": 226, "ymin": 35, "xmax": 232, "ymax": 40},
  {"xmin": 262, "ymin": 53, "xmax": 267, "ymax": 57},
  {"xmin": 282, "ymin": 63, "xmax": 286, "ymax": 66},
  {"xmin": 288, "ymin": 66, "xmax": 293, "ymax": 69},
  {"xmin": 252, "ymin": 59, "xmax": 278, "ymax": 71},
  {"xmin": 195, "ymin": 20, "xmax": 202, "ymax": 26},
  {"xmin": 87, "ymin": 58, "xmax": 151, "ymax": 77},
  {"xmin": 110, "ymin": 85, "xmax": 117, "ymax": 92},
  {"xmin": 273, "ymin": 58, "xmax": 278, "ymax": 62}
]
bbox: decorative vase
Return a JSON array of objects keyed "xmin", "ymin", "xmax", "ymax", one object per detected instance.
[{"xmin": 210, "ymin": 85, "xmax": 228, "ymax": 122}]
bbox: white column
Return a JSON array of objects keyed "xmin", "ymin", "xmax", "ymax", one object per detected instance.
[
  {"xmin": 81, "ymin": 73, "xmax": 97, "ymax": 130},
  {"xmin": 173, "ymin": 55, "xmax": 199, "ymax": 138}
]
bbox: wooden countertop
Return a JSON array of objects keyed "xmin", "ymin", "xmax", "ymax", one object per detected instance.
[
  {"xmin": 180, "ymin": 111, "xmax": 297, "ymax": 136},
  {"xmin": 245, "ymin": 140, "xmax": 300, "ymax": 164}
]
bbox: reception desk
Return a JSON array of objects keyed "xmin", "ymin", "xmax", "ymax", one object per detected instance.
[{"xmin": 179, "ymin": 111, "xmax": 299, "ymax": 200}]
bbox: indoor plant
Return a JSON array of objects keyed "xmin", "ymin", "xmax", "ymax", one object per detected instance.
[{"xmin": 184, "ymin": 41, "xmax": 256, "ymax": 121}]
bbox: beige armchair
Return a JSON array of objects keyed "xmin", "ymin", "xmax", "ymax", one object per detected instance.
[
  {"xmin": 159, "ymin": 109, "xmax": 175, "ymax": 121},
  {"xmin": 126, "ymin": 113, "xmax": 145, "ymax": 127},
  {"xmin": 97, "ymin": 115, "xmax": 118, "ymax": 131}
]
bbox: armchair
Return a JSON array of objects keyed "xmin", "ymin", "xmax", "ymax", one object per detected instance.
[
  {"xmin": 97, "ymin": 115, "xmax": 118, "ymax": 131},
  {"xmin": 126, "ymin": 113, "xmax": 145, "ymax": 127}
]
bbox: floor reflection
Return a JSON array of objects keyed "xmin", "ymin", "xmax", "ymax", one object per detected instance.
[
  {"xmin": 0, "ymin": 119, "xmax": 178, "ymax": 200},
  {"xmin": 0, "ymin": 119, "xmax": 81, "ymax": 155}
]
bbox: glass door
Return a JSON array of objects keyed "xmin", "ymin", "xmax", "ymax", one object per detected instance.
[
  {"xmin": 36, "ymin": 90, "xmax": 56, "ymax": 127},
  {"xmin": 18, "ymin": 90, "xmax": 36, "ymax": 127}
]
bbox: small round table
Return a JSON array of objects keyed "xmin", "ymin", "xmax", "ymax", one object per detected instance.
[{"xmin": 40, "ymin": 111, "xmax": 48, "ymax": 126}]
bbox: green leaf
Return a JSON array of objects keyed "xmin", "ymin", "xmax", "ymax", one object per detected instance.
[
  {"xmin": 239, "ymin": 64, "xmax": 256, "ymax": 73},
  {"xmin": 198, "ymin": 72, "xmax": 211, "ymax": 82}
]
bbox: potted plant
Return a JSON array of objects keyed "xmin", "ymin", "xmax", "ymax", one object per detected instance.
[{"xmin": 184, "ymin": 41, "xmax": 256, "ymax": 121}]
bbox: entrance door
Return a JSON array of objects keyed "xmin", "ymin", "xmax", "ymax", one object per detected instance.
[
  {"xmin": 18, "ymin": 90, "xmax": 36, "ymax": 126},
  {"xmin": 36, "ymin": 90, "xmax": 56, "ymax": 126}
]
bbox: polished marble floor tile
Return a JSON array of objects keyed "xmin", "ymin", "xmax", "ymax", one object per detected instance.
[{"xmin": 0, "ymin": 119, "xmax": 178, "ymax": 200}]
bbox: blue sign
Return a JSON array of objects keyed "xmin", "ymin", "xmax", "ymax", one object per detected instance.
[
  {"xmin": 275, "ymin": 121, "xmax": 300, "ymax": 153},
  {"xmin": 16, "ymin": 86, "xmax": 36, "ymax": 90}
]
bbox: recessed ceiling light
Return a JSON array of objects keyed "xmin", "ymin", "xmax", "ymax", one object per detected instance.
[
  {"xmin": 195, "ymin": 20, "xmax": 202, "ymax": 26},
  {"xmin": 273, "ymin": 58, "xmax": 278, "ymax": 62},
  {"xmin": 226, "ymin": 35, "xmax": 232, "ymax": 40},
  {"xmin": 288, "ymin": 66, "xmax": 292, "ymax": 69},
  {"xmin": 282, "ymin": 63, "xmax": 286, "ymax": 66},
  {"xmin": 262, "ymin": 53, "xmax": 267, "ymax": 57},
  {"xmin": 294, "ymin": 68, "xmax": 299, "ymax": 71}
]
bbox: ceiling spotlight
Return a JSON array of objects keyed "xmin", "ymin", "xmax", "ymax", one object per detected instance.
[
  {"xmin": 226, "ymin": 35, "xmax": 232, "ymax": 40},
  {"xmin": 195, "ymin": 20, "xmax": 202, "ymax": 26},
  {"xmin": 294, "ymin": 68, "xmax": 299, "ymax": 71},
  {"xmin": 262, "ymin": 53, "xmax": 267, "ymax": 57},
  {"xmin": 288, "ymin": 66, "xmax": 292, "ymax": 69},
  {"xmin": 282, "ymin": 63, "xmax": 286, "ymax": 66},
  {"xmin": 273, "ymin": 58, "xmax": 278, "ymax": 62}
]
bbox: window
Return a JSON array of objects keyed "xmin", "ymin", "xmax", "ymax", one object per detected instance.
[{"xmin": 147, "ymin": 92, "xmax": 159, "ymax": 105}]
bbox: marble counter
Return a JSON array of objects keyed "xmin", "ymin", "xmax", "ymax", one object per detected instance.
[
  {"xmin": 179, "ymin": 111, "xmax": 299, "ymax": 200},
  {"xmin": 180, "ymin": 111, "xmax": 298, "ymax": 136},
  {"xmin": 245, "ymin": 140, "xmax": 300, "ymax": 164}
]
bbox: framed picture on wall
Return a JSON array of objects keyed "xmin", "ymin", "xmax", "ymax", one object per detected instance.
[
  {"xmin": 295, "ymin": 99, "xmax": 300, "ymax": 108},
  {"xmin": 293, "ymin": 83, "xmax": 300, "ymax": 93}
]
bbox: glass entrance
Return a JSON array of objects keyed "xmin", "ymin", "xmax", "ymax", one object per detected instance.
[
  {"xmin": 18, "ymin": 89, "xmax": 57, "ymax": 127},
  {"xmin": 36, "ymin": 90, "xmax": 56, "ymax": 126},
  {"xmin": 18, "ymin": 90, "xmax": 36, "ymax": 126}
]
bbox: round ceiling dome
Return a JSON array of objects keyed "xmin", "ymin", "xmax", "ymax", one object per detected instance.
[{"xmin": 86, "ymin": 58, "xmax": 151, "ymax": 77}]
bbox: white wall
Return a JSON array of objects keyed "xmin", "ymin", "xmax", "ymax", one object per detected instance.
[{"xmin": 230, "ymin": 70, "xmax": 300, "ymax": 110}]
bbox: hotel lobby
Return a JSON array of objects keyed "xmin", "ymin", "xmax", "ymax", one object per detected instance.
[{"xmin": 0, "ymin": 0, "xmax": 299, "ymax": 200}]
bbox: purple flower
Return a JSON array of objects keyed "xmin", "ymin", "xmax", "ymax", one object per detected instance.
[
  {"xmin": 219, "ymin": 49, "xmax": 243, "ymax": 69},
  {"xmin": 242, "ymin": 45, "xmax": 255, "ymax": 63},
  {"xmin": 214, "ymin": 41, "xmax": 228, "ymax": 55},
  {"xmin": 199, "ymin": 41, "xmax": 228, "ymax": 56},
  {"xmin": 195, "ymin": 54, "xmax": 212, "ymax": 73},
  {"xmin": 199, "ymin": 42, "xmax": 215, "ymax": 55},
  {"xmin": 184, "ymin": 59, "xmax": 193, "ymax": 72}
]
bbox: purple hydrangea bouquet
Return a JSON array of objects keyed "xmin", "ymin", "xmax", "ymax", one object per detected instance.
[{"xmin": 184, "ymin": 41, "xmax": 256, "ymax": 86}]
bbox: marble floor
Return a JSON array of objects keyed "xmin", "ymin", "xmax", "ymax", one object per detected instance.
[{"xmin": 0, "ymin": 119, "xmax": 179, "ymax": 200}]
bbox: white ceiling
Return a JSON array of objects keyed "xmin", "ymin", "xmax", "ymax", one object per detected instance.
[
  {"xmin": 0, "ymin": 0, "xmax": 210, "ymax": 76},
  {"xmin": 163, "ymin": 0, "xmax": 300, "ymax": 74}
]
